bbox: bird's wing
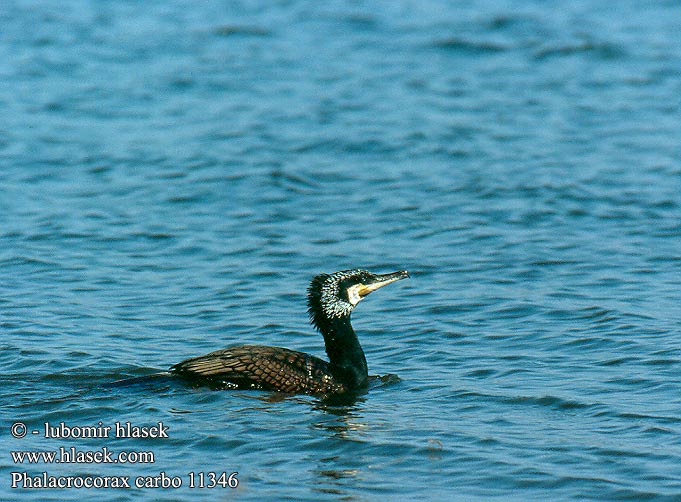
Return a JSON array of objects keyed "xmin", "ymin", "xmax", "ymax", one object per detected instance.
[{"xmin": 171, "ymin": 345, "xmax": 345, "ymax": 394}]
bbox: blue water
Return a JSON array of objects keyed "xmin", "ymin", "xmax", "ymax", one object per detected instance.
[{"xmin": 2, "ymin": 0, "xmax": 681, "ymax": 500}]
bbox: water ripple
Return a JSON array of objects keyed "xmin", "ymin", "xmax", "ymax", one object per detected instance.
[{"xmin": 2, "ymin": 1, "xmax": 681, "ymax": 500}]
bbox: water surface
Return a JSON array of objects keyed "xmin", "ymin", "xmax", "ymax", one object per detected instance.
[{"xmin": 2, "ymin": 1, "xmax": 680, "ymax": 500}]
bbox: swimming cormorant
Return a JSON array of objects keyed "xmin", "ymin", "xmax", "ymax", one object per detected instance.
[{"xmin": 171, "ymin": 269, "xmax": 409, "ymax": 395}]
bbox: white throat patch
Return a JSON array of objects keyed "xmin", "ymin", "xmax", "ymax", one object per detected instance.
[{"xmin": 346, "ymin": 284, "xmax": 364, "ymax": 306}]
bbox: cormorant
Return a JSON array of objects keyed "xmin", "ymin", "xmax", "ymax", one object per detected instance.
[{"xmin": 171, "ymin": 269, "xmax": 409, "ymax": 395}]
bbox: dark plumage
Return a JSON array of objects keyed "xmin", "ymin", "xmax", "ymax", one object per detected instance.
[{"xmin": 171, "ymin": 269, "xmax": 409, "ymax": 396}]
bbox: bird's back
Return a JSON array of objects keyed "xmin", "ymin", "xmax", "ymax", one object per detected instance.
[{"xmin": 171, "ymin": 345, "xmax": 348, "ymax": 395}]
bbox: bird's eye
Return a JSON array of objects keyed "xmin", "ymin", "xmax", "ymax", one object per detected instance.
[{"xmin": 338, "ymin": 278, "xmax": 354, "ymax": 292}]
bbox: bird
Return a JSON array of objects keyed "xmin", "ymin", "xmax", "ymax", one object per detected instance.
[{"xmin": 171, "ymin": 269, "xmax": 409, "ymax": 396}]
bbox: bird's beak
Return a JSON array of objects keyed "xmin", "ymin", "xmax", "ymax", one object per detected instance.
[{"xmin": 357, "ymin": 270, "xmax": 409, "ymax": 297}]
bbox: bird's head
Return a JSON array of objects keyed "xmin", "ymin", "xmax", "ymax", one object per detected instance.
[{"xmin": 307, "ymin": 269, "xmax": 409, "ymax": 329}]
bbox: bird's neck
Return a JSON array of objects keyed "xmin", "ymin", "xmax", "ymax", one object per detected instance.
[{"xmin": 321, "ymin": 316, "xmax": 368, "ymax": 389}]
